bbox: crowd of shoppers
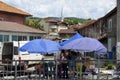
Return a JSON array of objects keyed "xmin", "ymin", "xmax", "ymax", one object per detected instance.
[
  {"xmin": 58, "ymin": 50, "xmax": 88, "ymax": 79},
  {"xmin": 32, "ymin": 50, "xmax": 96, "ymax": 79}
]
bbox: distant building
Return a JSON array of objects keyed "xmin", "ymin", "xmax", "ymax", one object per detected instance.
[
  {"xmin": 40, "ymin": 19, "xmax": 68, "ymax": 39},
  {"xmin": 58, "ymin": 29, "xmax": 76, "ymax": 39}
]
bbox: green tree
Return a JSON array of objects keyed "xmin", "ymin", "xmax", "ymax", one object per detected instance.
[
  {"xmin": 63, "ymin": 17, "xmax": 92, "ymax": 25},
  {"xmin": 25, "ymin": 18, "xmax": 44, "ymax": 30}
]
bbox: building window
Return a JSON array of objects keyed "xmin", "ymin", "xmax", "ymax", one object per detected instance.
[
  {"xmin": 37, "ymin": 36, "xmax": 41, "ymax": 39},
  {"xmin": 0, "ymin": 35, "xmax": 9, "ymax": 42},
  {"xmin": 12, "ymin": 35, "xmax": 18, "ymax": 41},
  {"xmin": 108, "ymin": 38, "xmax": 112, "ymax": 52},
  {"xmin": 0, "ymin": 18, "xmax": 3, "ymax": 21},
  {"xmin": 18, "ymin": 36, "xmax": 27, "ymax": 41},
  {"xmin": 30, "ymin": 36, "xmax": 35, "ymax": 40},
  {"xmin": 108, "ymin": 19, "xmax": 112, "ymax": 32},
  {"xmin": 22, "ymin": 36, "xmax": 27, "ymax": 41},
  {"xmin": 0, "ymin": 35, "xmax": 3, "ymax": 42},
  {"xmin": 18, "ymin": 36, "xmax": 22, "ymax": 41},
  {"xmin": 12, "ymin": 35, "xmax": 27, "ymax": 41},
  {"xmin": 30, "ymin": 36, "xmax": 37, "ymax": 40},
  {"xmin": 4, "ymin": 35, "xmax": 9, "ymax": 42},
  {"xmin": 30, "ymin": 36, "xmax": 41, "ymax": 40}
]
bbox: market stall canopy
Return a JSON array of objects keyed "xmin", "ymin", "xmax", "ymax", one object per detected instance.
[
  {"xmin": 60, "ymin": 32, "xmax": 83, "ymax": 46},
  {"xmin": 61, "ymin": 37, "xmax": 107, "ymax": 54},
  {"xmin": 19, "ymin": 39, "xmax": 61, "ymax": 54}
]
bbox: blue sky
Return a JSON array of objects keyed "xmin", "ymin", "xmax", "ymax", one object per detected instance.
[{"xmin": 0, "ymin": 0, "xmax": 116, "ymax": 19}]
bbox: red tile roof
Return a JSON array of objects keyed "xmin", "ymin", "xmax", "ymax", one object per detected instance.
[
  {"xmin": 78, "ymin": 20, "xmax": 97, "ymax": 29},
  {"xmin": 0, "ymin": 1, "xmax": 31, "ymax": 16},
  {"xmin": 46, "ymin": 19, "xmax": 58, "ymax": 23},
  {"xmin": 0, "ymin": 21, "xmax": 46, "ymax": 34}
]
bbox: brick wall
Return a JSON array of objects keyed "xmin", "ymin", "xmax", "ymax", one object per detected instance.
[{"xmin": 0, "ymin": 11, "xmax": 26, "ymax": 24}]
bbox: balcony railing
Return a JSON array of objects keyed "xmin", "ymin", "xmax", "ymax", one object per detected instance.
[{"xmin": 0, "ymin": 59, "xmax": 119, "ymax": 80}]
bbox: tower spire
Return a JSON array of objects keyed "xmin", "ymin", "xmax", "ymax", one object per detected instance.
[{"xmin": 60, "ymin": 5, "xmax": 64, "ymax": 22}]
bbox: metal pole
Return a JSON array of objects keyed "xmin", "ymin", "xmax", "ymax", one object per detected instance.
[
  {"xmin": 55, "ymin": 53, "xmax": 58, "ymax": 80},
  {"xmin": 117, "ymin": 0, "xmax": 120, "ymax": 63},
  {"xmin": 97, "ymin": 55, "xmax": 100, "ymax": 80},
  {"xmin": 14, "ymin": 60, "xmax": 17, "ymax": 80},
  {"xmin": 55, "ymin": 60, "xmax": 58, "ymax": 80}
]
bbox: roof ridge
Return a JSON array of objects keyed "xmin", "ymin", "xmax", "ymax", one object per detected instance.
[{"xmin": 0, "ymin": 1, "xmax": 31, "ymax": 16}]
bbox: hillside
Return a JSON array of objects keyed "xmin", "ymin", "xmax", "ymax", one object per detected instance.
[
  {"xmin": 64, "ymin": 17, "xmax": 92, "ymax": 25},
  {"xmin": 26, "ymin": 17, "xmax": 92, "ymax": 25},
  {"xmin": 25, "ymin": 17, "xmax": 93, "ymax": 30}
]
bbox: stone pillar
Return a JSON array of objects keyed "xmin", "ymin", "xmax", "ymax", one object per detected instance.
[{"xmin": 117, "ymin": 0, "xmax": 120, "ymax": 61}]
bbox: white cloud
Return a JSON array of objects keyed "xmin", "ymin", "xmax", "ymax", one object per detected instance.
[{"xmin": 0, "ymin": 0, "xmax": 116, "ymax": 19}]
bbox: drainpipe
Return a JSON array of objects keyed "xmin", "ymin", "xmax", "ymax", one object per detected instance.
[{"xmin": 117, "ymin": 0, "xmax": 120, "ymax": 62}]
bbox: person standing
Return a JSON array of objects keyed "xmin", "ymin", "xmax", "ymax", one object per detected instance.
[
  {"xmin": 34, "ymin": 62, "xmax": 44, "ymax": 78},
  {"xmin": 76, "ymin": 53, "xmax": 84, "ymax": 79},
  {"xmin": 67, "ymin": 50, "xmax": 76, "ymax": 79},
  {"xmin": 61, "ymin": 50, "xmax": 68, "ymax": 79}
]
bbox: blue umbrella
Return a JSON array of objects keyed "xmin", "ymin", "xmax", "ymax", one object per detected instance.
[
  {"xmin": 61, "ymin": 37, "xmax": 107, "ymax": 54},
  {"xmin": 19, "ymin": 39, "xmax": 61, "ymax": 54},
  {"xmin": 60, "ymin": 32, "xmax": 83, "ymax": 46}
]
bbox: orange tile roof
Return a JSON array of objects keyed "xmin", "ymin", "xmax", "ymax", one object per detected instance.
[
  {"xmin": 0, "ymin": 1, "xmax": 31, "ymax": 16},
  {"xmin": 0, "ymin": 21, "xmax": 46, "ymax": 34}
]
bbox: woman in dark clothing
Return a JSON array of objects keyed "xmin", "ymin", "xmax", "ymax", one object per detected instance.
[
  {"xmin": 61, "ymin": 50, "xmax": 68, "ymax": 79},
  {"xmin": 67, "ymin": 51, "xmax": 76, "ymax": 78}
]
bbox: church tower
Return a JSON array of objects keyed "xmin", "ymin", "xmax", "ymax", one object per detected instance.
[{"xmin": 60, "ymin": 7, "xmax": 64, "ymax": 22}]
